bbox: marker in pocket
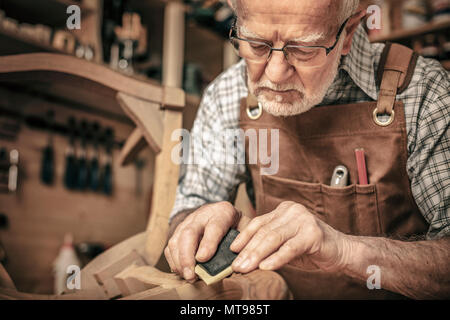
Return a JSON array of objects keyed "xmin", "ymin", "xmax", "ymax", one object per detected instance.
[
  {"xmin": 330, "ymin": 165, "xmax": 349, "ymax": 187},
  {"xmin": 355, "ymin": 148, "xmax": 369, "ymax": 185}
]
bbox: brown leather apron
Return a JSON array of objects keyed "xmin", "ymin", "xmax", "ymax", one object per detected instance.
[{"xmin": 238, "ymin": 43, "xmax": 429, "ymax": 299}]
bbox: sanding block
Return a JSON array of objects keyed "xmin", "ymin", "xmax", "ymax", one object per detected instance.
[{"xmin": 194, "ymin": 229, "xmax": 239, "ymax": 285}]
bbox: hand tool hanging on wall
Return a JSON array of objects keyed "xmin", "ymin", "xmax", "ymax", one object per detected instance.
[
  {"xmin": 76, "ymin": 120, "xmax": 89, "ymax": 190},
  {"xmin": 8, "ymin": 149, "xmax": 19, "ymax": 192},
  {"xmin": 0, "ymin": 148, "xmax": 8, "ymax": 193},
  {"xmin": 101, "ymin": 127, "xmax": 114, "ymax": 195},
  {"xmin": 0, "ymin": 213, "xmax": 8, "ymax": 230},
  {"xmin": 40, "ymin": 110, "xmax": 55, "ymax": 185},
  {"xmin": 0, "ymin": 213, "xmax": 8, "ymax": 263},
  {"xmin": 101, "ymin": 0, "xmax": 126, "ymax": 63},
  {"xmin": 64, "ymin": 117, "xmax": 78, "ymax": 190},
  {"xmin": 89, "ymin": 122, "xmax": 101, "ymax": 191}
]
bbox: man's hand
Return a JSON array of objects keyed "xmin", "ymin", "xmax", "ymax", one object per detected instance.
[
  {"xmin": 164, "ymin": 201, "xmax": 246, "ymax": 282},
  {"xmin": 231, "ymin": 201, "xmax": 351, "ymax": 273}
]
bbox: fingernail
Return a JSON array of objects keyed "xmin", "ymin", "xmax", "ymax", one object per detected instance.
[
  {"xmin": 184, "ymin": 267, "xmax": 193, "ymax": 279},
  {"xmin": 196, "ymin": 248, "xmax": 207, "ymax": 259}
]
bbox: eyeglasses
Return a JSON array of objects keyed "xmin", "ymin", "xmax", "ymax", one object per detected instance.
[{"xmin": 229, "ymin": 17, "xmax": 350, "ymax": 68}]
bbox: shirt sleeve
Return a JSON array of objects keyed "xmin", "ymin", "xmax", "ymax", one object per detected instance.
[
  {"xmin": 169, "ymin": 81, "xmax": 248, "ymax": 221},
  {"xmin": 407, "ymin": 63, "xmax": 450, "ymax": 240}
]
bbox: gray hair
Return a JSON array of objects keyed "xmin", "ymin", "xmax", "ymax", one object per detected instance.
[{"xmin": 229, "ymin": 0, "xmax": 360, "ymax": 26}]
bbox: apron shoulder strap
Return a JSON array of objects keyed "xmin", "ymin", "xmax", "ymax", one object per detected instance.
[{"xmin": 375, "ymin": 43, "xmax": 418, "ymax": 114}]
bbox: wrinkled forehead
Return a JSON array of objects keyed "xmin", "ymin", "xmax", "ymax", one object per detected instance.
[{"xmin": 236, "ymin": 0, "xmax": 338, "ymax": 38}]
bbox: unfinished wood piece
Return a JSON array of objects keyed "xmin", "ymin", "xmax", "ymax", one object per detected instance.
[
  {"xmin": 144, "ymin": 109, "xmax": 184, "ymax": 265},
  {"xmin": 93, "ymin": 249, "xmax": 147, "ymax": 299},
  {"xmin": 120, "ymin": 281, "xmax": 237, "ymax": 300},
  {"xmin": 114, "ymin": 264, "xmax": 186, "ymax": 296},
  {"xmin": 117, "ymin": 0, "xmax": 186, "ymax": 168},
  {"xmin": 114, "ymin": 272, "xmax": 154, "ymax": 297},
  {"xmin": 0, "ymin": 53, "xmax": 183, "ymax": 114},
  {"xmin": 120, "ymin": 270, "xmax": 292, "ymax": 300},
  {"xmin": 116, "ymin": 92, "xmax": 163, "ymax": 154},
  {"xmin": 224, "ymin": 270, "xmax": 293, "ymax": 300},
  {"xmin": 72, "ymin": 232, "xmax": 147, "ymax": 299},
  {"xmin": 162, "ymin": 87, "xmax": 186, "ymax": 110},
  {"xmin": 141, "ymin": 3, "xmax": 186, "ymax": 263},
  {"xmin": 162, "ymin": 1, "xmax": 185, "ymax": 88},
  {"xmin": 0, "ymin": 287, "xmax": 107, "ymax": 300},
  {"xmin": 118, "ymin": 94, "xmax": 199, "ymax": 167},
  {"xmin": 118, "ymin": 128, "xmax": 148, "ymax": 166}
]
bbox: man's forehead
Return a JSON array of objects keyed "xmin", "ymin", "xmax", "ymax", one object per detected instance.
[
  {"xmin": 236, "ymin": 0, "xmax": 337, "ymax": 39},
  {"xmin": 237, "ymin": 0, "xmax": 337, "ymax": 23}
]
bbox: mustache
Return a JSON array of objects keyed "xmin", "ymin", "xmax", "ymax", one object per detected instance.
[{"xmin": 253, "ymin": 80, "xmax": 304, "ymax": 95}]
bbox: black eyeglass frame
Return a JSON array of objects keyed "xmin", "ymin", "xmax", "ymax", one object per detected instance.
[{"xmin": 229, "ymin": 17, "xmax": 351, "ymax": 62}]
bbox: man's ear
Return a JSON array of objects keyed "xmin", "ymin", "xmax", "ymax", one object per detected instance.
[{"xmin": 341, "ymin": 9, "xmax": 366, "ymax": 55}]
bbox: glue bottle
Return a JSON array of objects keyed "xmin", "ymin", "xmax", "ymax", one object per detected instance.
[{"xmin": 53, "ymin": 234, "xmax": 81, "ymax": 294}]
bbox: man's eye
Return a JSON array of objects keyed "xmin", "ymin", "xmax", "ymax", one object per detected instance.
[
  {"xmin": 249, "ymin": 43, "xmax": 268, "ymax": 51},
  {"xmin": 287, "ymin": 47, "xmax": 318, "ymax": 59}
]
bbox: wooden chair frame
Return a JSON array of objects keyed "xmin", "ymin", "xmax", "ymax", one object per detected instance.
[{"xmin": 0, "ymin": 53, "xmax": 291, "ymax": 300}]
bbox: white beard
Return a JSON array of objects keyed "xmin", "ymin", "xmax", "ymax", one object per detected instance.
[{"xmin": 247, "ymin": 41, "xmax": 343, "ymax": 117}]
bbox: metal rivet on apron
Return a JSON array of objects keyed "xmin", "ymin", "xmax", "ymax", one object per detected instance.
[
  {"xmin": 373, "ymin": 108, "xmax": 395, "ymax": 127},
  {"xmin": 246, "ymin": 102, "xmax": 263, "ymax": 120}
]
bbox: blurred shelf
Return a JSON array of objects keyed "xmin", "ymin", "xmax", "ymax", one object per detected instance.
[
  {"xmin": 0, "ymin": 25, "xmax": 67, "ymax": 55},
  {"xmin": 370, "ymin": 20, "xmax": 450, "ymax": 43},
  {"xmin": 0, "ymin": 0, "xmax": 93, "ymax": 27},
  {"xmin": 128, "ymin": 0, "xmax": 168, "ymax": 9}
]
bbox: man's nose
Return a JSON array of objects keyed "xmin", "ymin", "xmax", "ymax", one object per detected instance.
[{"xmin": 265, "ymin": 50, "xmax": 295, "ymax": 83}]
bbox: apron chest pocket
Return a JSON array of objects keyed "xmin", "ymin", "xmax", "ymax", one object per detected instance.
[{"xmin": 261, "ymin": 175, "xmax": 382, "ymax": 236}]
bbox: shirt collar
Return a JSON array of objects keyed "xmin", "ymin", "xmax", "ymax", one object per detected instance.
[{"xmin": 338, "ymin": 24, "xmax": 378, "ymax": 101}]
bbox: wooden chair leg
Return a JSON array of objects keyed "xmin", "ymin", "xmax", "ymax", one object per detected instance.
[
  {"xmin": 118, "ymin": 269, "xmax": 292, "ymax": 300},
  {"xmin": 143, "ymin": 109, "xmax": 183, "ymax": 265}
]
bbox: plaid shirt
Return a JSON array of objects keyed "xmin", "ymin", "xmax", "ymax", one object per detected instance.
[{"xmin": 170, "ymin": 24, "xmax": 450, "ymax": 240}]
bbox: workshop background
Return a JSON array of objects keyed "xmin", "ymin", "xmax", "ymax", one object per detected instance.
[{"xmin": 0, "ymin": 0, "xmax": 449, "ymax": 294}]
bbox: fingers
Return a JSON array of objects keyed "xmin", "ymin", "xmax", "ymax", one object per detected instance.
[
  {"xmin": 164, "ymin": 246, "xmax": 175, "ymax": 272},
  {"xmin": 178, "ymin": 224, "xmax": 203, "ymax": 281},
  {"xmin": 236, "ymin": 215, "xmax": 251, "ymax": 232},
  {"xmin": 165, "ymin": 217, "xmax": 194, "ymax": 275},
  {"xmin": 166, "ymin": 233, "xmax": 183, "ymax": 275},
  {"xmin": 195, "ymin": 203, "xmax": 241, "ymax": 262},
  {"xmin": 164, "ymin": 201, "xmax": 240, "ymax": 281},
  {"xmin": 259, "ymin": 223, "xmax": 322, "ymax": 270},
  {"xmin": 230, "ymin": 202, "xmax": 323, "ymax": 274},
  {"xmin": 258, "ymin": 238, "xmax": 303, "ymax": 271},
  {"xmin": 230, "ymin": 213, "xmax": 274, "ymax": 253},
  {"xmin": 196, "ymin": 221, "xmax": 228, "ymax": 262},
  {"xmin": 232, "ymin": 225, "xmax": 287, "ymax": 273}
]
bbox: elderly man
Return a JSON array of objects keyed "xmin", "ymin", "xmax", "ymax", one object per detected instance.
[{"xmin": 165, "ymin": 0, "xmax": 449, "ymax": 299}]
